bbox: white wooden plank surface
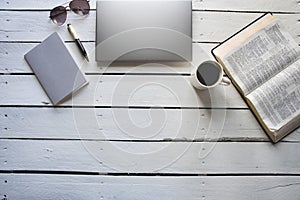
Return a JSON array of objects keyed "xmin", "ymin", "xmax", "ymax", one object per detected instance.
[
  {"xmin": 193, "ymin": 0, "xmax": 300, "ymax": 13},
  {"xmin": 1, "ymin": 140, "xmax": 300, "ymax": 173},
  {"xmin": 1, "ymin": 11, "xmax": 299, "ymax": 43},
  {"xmin": 1, "ymin": 0, "xmax": 299, "ymax": 13},
  {"xmin": 0, "ymin": 0, "xmax": 85, "ymax": 10},
  {"xmin": 1, "ymin": 174, "xmax": 300, "ymax": 200},
  {"xmin": 0, "ymin": 75, "xmax": 246, "ymax": 107},
  {"xmin": 0, "ymin": 43, "xmax": 216, "ymax": 74},
  {"xmin": 1, "ymin": 107, "xmax": 300, "ymax": 141},
  {"xmin": 192, "ymin": 12, "xmax": 300, "ymax": 43},
  {"xmin": 1, "ymin": 0, "xmax": 300, "ymax": 198}
]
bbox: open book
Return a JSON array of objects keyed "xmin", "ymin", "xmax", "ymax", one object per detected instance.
[{"xmin": 212, "ymin": 13, "xmax": 300, "ymax": 142}]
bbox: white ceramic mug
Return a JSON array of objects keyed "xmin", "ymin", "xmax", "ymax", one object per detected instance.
[{"xmin": 191, "ymin": 60, "xmax": 231, "ymax": 90}]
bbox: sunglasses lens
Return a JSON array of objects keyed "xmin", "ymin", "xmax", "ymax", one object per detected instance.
[
  {"xmin": 69, "ymin": 0, "xmax": 90, "ymax": 16},
  {"xmin": 50, "ymin": 6, "xmax": 67, "ymax": 25}
]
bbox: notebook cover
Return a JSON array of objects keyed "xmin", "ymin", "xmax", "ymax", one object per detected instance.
[{"xmin": 24, "ymin": 32, "xmax": 88, "ymax": 105}]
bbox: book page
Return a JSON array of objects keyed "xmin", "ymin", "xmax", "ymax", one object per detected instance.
[
  {"xmin": 246, "ymin": 59, "xmax": 300, "ymax": 131},
  {"xmin": 222, "ymin": 20, "xmax": 300, "ymax": 95}
]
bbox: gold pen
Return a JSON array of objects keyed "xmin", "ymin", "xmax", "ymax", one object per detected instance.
[{"xmin": 67, "ymin": 23, "xmax": 89, "ymax": 62}]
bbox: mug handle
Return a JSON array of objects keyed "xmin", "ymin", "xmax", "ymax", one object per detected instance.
[{"xmin": 220, "ymin": 76, "xmax": 231, "ymax": 86}]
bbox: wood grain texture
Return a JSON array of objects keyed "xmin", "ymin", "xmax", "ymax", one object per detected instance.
[
  {"xmin": 193, "ymin": 0, "xmax": 300, "ymax": 13},
  {"xmin": 0, "ymin": 42, "xmax": 216, "ymax": 74},
  {"xmin": 1, "ymin": 174, "xmax": 300, "ymax": 200},
  {"xmin": 1, "ymin": 0, "xmax": 299, "ymax": 12},
  {"xmin": 1, "ymin": 107, "xmax": 300, "ymax": 141},
  {"xmin": 1, "ymin": 0, "xmax": 300, "ymax": 197},
  {"xmin": 0, "ymin": 0, "xmax": 97, "ymax": 10},
  {"xmin": 0, "ymin": 11, "xmax": 299, "ymax": 43},
  {"xmin": 0, "ymin": 75, "xmax": 246, "ymax": 107},
  {"xmin": 1, "ymin": 140, "xmax": 300, "ymax": 173}
]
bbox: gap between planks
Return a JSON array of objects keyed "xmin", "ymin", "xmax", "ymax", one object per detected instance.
[
  {"xmin": 0, "ymin": 137, "xmax": 293, "ymax": 143},
  {"xmin": 0, "ymin": 8, "xmax": 299, "ymax": 14},
  {"xmin": 1, "ymin": 170, "xmax": 300, "ymax": 176}
]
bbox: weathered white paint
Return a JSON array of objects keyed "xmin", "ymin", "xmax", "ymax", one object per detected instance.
[
  {"xmin": 1, "ymin": 107, "xmax": 300, "ymax": 141},
  {"xmin": 0, "ymin": 43, "xmax": 216, "ymax": 74},
  {"xmin": 1, "ymin": 174, "xmax": 300, "ymax": 200},
  {"xmin": 1, "ymin": 0, "xmax": 299, "ymax": 12},
  {"xmin": 0, "ymin": 75, "xmax": 246, "ymax": 107},
  {"xmin": 0, "ymin": 0, "xmax": 93, "ymax": 10},
  {"xmin": 1, "ymin": 140, "xmax": 300, "ymax": 173},
  {"xmin": 0, "ymin": 11, "xmax": 299, "ymax": 43},
  {"xmin": 1, "ymin": 1, "xmax": 300, "ymax": 198},
  {"xmin": 193, "ymin": 0, "xmax": 300, "ymax": 13}
]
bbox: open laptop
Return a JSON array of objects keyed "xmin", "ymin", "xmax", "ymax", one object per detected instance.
[{"xmin": 96, "ymin": 0, "xmax": 192, "ymax": 62}]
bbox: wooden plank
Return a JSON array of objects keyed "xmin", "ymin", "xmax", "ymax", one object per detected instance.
[
  {"xmin": 193, "ymin": 12, "xmax": 300, "ymax": 43},
  {"xmin": 1, "ymin": 0, "xmax": 299, "ymax": 13},
  {"xmin": 193, "ymin": 0, "xmax": 300, "ymax": 13},
  {"xmin": 1, "ymin": 174, "xmax": 300, "ymax": 200},
  {"xmin": 1, "ymin": 140, "xmax": 300, "ymax": 173},
  {"xmin": 0, "ymin": 11, "xmax": 299, "ymax": 43},
  {"xmin": 0, "ymin": 42, "xmax": 216, "ymax": 74},
  {"xmin": 0, "ymin": 0, "xmax": 98, "ymax": 10},
  {"xmin": 1, "ymin": 107, "xmax": 300, "ymax": 141},
  {"xmin": 0, "ymin": 11, "xmax": 95, "ymax": 42},
  {"xmin": 0, "ymin": 75, "xmax": 246, "ymax": 107}
]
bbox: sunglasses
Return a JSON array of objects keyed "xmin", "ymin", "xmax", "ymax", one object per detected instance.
[{"xmin": 49, "ymin": 0, "xmax": 90, "ymax": 26}]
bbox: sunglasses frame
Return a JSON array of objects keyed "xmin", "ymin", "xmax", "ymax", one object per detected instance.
[{"xmin": 49, "ymin": 0, "xmax": 90, "ymax": 26}]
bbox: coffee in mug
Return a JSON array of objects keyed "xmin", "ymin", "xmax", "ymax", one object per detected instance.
[{"xmin": 191, "ymin": 60, "xmax": 231, "ymax": 90}]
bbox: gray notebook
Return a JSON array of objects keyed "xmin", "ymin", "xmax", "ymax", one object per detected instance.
[{"xmin": 24, "ymin": 32, "xmax": 88, "ymax": 105}]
